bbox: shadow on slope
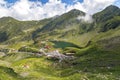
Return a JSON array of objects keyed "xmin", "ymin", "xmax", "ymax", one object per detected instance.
[{"xmin": 0, "ymin": 66, "xmax": 23, "ymax": 80}]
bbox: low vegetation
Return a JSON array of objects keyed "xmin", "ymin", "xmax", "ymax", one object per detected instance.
[{"xmin": 0, "ymin": 5, "xmax": 120, "ymax": 80}]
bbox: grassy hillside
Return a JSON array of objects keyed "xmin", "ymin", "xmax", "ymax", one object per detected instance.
[
  {"xmin": 0, "ymin": 17, "xmax": 50, "ymax": 45},
  {"xmin": 0, "ymin": 5, "xmax": 120, "ymax": 80}
]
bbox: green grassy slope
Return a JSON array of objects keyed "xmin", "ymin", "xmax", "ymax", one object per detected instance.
[
  {"xmin": 0, "ymin": 66, "xmax": 23, "ymax": 80},
  {"xmin": 0, "ymin": 17, "xmax": 51, "ymax": 45},
  {"xmin": 0, "ymin": 45, "xmax": 119, "ymax": 80},
  {"xmin": 0, "ymin": 5, "xmax": 120, "ymax": 80}
]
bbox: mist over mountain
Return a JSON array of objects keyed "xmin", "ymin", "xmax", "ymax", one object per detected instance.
[{"xmin": 0, "ymin": 5, "xmax": 120, "ymax": 80}]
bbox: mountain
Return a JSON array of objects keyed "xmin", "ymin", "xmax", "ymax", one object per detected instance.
[
  {"xmin": 0, "ymin": 5, "xmax": 120, "ymax": 52},
  {"xmin": 32, "ymin": 9, "xmax": 86, "ymax": 40},
  {"xmin": 40, "ymin": 9, "xmax": 85, "ymax": 32},
  {"xmin": 93, "ymin": 5, "xmax": 120, "ymax": 32},
  {"xmin": 32, "ymin": 9, "xmax": 94, "ymax": 43},
  {"xmin": 32, "ymin": 5, "xmax": 120, "ymax": 46},
  {"xmin": 0, "ymin": 17, "xmax": 50, "ymax": 44},
  {"xmin": 93, "ymin": 5, "xmax": 120, "ymax": 22},
  {"xmin": 0, "ymin": 5, "xmax": 120, "ymax": 80}
]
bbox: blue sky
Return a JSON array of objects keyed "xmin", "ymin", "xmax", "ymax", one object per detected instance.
[
  {"xmin": 3, "ymin": 0, "xmax": 120, "ymax": 9},
  {"xmin": 4, "ymin": 0, "xmax": 120, "ymax": 6},
  {"xmin": 5, "ymin": 0, "xmax": 84, "ymax": 4},
  {"xmin": 0, "ymin": 0, "xmax": 119, "ymax": 20},
  {"xmin": 114, "ymin": 0, "xmax": 120, "ymax": 7},
  {"xmin": 4, "ymin": 0, "xmax": 19, "ymax": 3}
]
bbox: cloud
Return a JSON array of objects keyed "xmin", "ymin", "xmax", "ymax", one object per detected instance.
[
  {"xmin": 77, "ymin": 14, "xmax": 93, "ymax": 23},
  {"xmin": 0, "ymin": 0, "xmax": 118, "ymax": 21}
]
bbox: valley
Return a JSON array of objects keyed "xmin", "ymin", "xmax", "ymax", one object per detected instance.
[{"xmin": 0, "ymin": 5, "xmax": 120, "ymax": 80}]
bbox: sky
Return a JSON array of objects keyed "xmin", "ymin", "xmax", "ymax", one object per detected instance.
[{"xmin": 0, "ymin": 0, "xmax": 120, "ymax": 21}]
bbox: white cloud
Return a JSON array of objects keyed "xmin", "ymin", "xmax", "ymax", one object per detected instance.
[
  {"xmin": 0, "ymin": 0, "xmax": 118, "ymax": 21},
  {"xmin": 77, "ymin": 14, "xmax": 93, "ymax": 23},
  {"xmin": 81, "ymin": 0, "xmax": 117, "ymax": 14}
]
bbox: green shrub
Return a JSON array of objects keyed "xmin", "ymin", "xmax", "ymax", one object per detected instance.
[{"xmin": 18, "ymin": 46, "xmax": 39, "ymax": 53}]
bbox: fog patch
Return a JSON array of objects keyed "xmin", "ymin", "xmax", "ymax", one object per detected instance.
[{"xmin": 77, "ymin": 14, "xmax": 93, "ymax": 23}]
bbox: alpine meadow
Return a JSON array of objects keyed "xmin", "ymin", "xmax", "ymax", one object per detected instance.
[{"xmin": 0, "ymin": 3, "xmax": 120, "ymax": 80}]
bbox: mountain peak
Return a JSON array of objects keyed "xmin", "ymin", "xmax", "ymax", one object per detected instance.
[
  {"xmin": 104, "ymin": 5, "xmax": 120, "ymax": 11},
  {"xmin": 68, "ymin": 9, "xmax": 85, "ymax": 14},
  {"xmin": 64, "ymin": 9, "xmax": 85, "ymax": 18},
  {"xmin": 69, "ymin": 9, "xmax": 81, "ymax": 12},
  {"xmin": 0, "ymin": 17, "xmax": 17, "ymax": 21},
  {"xmin": 93, "ymin": 5, "xmax": 120, "ymax": 22}
]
